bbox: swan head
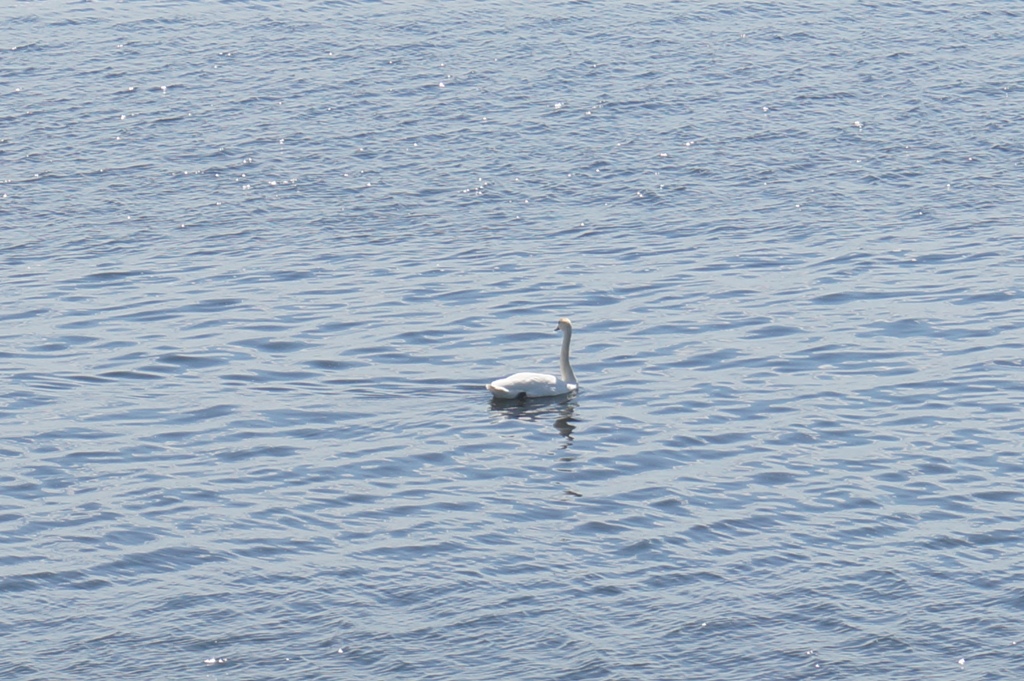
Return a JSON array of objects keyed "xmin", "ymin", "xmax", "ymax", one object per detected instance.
[{"xmin": 556, "ymin": 317, "xmax": 572, "ymax": 332}]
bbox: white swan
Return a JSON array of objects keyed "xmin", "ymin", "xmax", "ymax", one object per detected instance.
[{"xmin": 486, "ymin": 318, "xmax": 578, "ymax": 399}]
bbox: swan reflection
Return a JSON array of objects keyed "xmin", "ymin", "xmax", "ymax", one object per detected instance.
[{"xmin": 489, "ymin": 395, "xmax": 577, "ymax": 446}]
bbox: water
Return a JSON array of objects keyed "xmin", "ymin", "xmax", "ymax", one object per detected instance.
[{"xmin": 3, "ymin": 1, "xmax": 1024, "ymax": 679}]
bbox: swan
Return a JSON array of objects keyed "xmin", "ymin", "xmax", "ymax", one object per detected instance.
[{"xmin": 486, "ymin": 318, "xmax": 578, "ymax": 399}]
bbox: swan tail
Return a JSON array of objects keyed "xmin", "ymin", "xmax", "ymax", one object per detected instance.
[{"xmin": 486, "ymin": 382, "xmax": 513, "ymax": 398}]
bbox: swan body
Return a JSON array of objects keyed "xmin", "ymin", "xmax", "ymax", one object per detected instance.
[{"xmin": 487, "ymin": 318, "xmax": 578, "ymax": 399}]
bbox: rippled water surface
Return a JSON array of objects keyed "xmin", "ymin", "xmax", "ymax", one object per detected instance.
[{"xmin": 4, "ymin": 1, "xmax": 1024, "ymax": 679}]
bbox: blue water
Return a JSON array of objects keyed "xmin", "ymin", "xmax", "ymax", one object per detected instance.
[{"xmin": 3, "ymin": 1, "xmax": 1024, "ymax": 679}]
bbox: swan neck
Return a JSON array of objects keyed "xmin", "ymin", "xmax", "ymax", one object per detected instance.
[{"xmin": 559, "ymin": 326, "xmax": 576, "ymax": 385}]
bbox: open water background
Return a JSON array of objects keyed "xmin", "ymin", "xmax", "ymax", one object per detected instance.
[{"xmin": 4, "ymin": 1, "xmax": 1024, "ymax": 679}]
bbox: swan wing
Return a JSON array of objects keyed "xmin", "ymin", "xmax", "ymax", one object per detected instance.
[{"xmin": 486, "ymin": 372, "xmax": 573, "ymax": 399}]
